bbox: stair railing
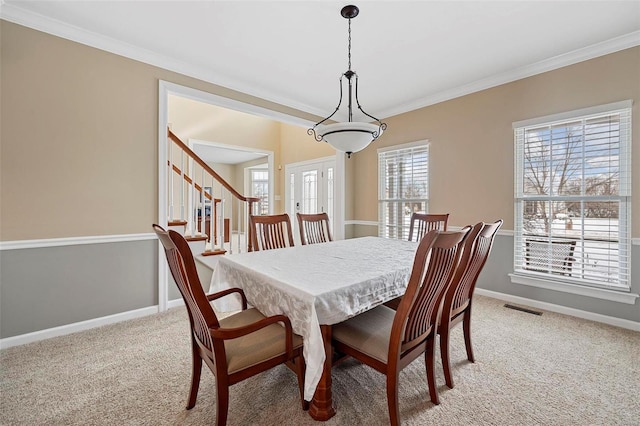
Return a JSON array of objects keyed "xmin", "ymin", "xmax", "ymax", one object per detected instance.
[{"xmin": 167, "ymin": 129, "xmax": 260, "ymax": 254}]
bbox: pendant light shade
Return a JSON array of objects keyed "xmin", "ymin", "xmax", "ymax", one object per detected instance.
[
  {"xmin": 316, "ymin": 122, "xmax": 381, "ymax": 154},
  {"xmin": 308, "ymin": 5, "xmax": 386, "ymax": 158}
]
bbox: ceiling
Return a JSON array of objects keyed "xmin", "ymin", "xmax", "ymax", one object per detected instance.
[
  {"xmin": 2, "ymin": 1, "xmax": 639, "ymax": 123},
  {"xmin": 192, "ymin": 142, "xmax": 268, "ymax": 165}
]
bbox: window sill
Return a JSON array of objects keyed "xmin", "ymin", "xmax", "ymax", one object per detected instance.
[{"xmin": 509, "ymin": 273, "xmax": 638, "ymax": 304}]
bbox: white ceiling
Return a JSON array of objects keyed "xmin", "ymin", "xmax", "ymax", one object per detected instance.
[
  {"xmin": 192, "ymin": 142, "xmax": 268, "ymax": 165},
  {"xmin": 2, "ymin": 1, "xmax": 639, "ymax": 123}
]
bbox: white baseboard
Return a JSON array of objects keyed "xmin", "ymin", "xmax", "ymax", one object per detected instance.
[
  {"xmin": 476, "ymin": 288, "xmax": 640, "ymax": 331},
  {"xmin": 0, "ymin": 305, "xmax": 159, "ymax": 349},
  {"xmin": 3, "ymin": 290, "xmax": 637, "ymax": 350},
  {"xmin": 168, "ymin": 298, "xmax": 185, "ymax": 309}
]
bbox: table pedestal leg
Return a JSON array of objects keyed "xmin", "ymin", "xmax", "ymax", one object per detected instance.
[{"xmin": 309, "ymin": 325, "xmax": 336, "ymax": 421}]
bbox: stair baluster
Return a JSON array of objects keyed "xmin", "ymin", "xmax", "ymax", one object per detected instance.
[{"xmin": 167, "ymin": 128, "xmax": 259, "ymax": 256}]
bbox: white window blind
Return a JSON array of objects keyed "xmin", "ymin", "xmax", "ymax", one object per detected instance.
[
  {"xmin": 378, "ymin": 142, "xmax": 429, "ymax": 240},
  {"xmin": 513, "ymin": 101, "xmax": 632, "ymax": 290}
]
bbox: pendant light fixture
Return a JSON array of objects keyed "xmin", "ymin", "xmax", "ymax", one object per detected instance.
[{"xmin": 308, "ymin": 5, "xmax": 386, "ymax": 158}]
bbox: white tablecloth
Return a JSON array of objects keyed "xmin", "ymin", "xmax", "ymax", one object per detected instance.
[{"xmin": 209, "ymin": 236, "xmax": 418, "ymax": 401}]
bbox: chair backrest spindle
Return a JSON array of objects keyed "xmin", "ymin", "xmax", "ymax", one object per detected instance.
[
  {"xmin": 296, "ymin": 212, "xmax": 333, "ymax": 245},
  {"xmin": 250, "ymin": 213, "xmax": 295, "ymax": 251},
  {"xmin": 408, "ymin": 213, "xmax": 449, "ymax": 242}
]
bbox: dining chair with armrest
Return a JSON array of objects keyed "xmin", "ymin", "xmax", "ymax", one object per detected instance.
[
  {"xmin": 296, "ymin": 212, "xmax": 333, "ymax": 245},
  {"xmin": 439, "ymin": 219, "xmax": 502, "ymax": 389},
  {"xmin": 332, "ymin": 229, "xmax": 470, "ymax": 426},
  {"xmin": 408, "ymin": 212, "xmax": 449, "ymax": 242},
  {"xmin": 153, "ymin": 224, "xmax": 306, "ymax": 425},
  {"xmin": 250, "ymin": 213, "xmax": 295, "ymax": 251}
]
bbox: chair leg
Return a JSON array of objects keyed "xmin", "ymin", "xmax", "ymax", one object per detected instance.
[
  {"xmin": 386, "ymin": 370, "xmax": 401, "ymax": 426},
  {"xmin": 462, "ymin": 310, "xmax": 475, "ymax": 363},
  {"xmin": 440, "ymin": 321, "xmax": 454, "ymax": 389},
  {"xmin": 215, "ymin": 380, "xmax": 229, "ymax": 426},
  {"xmin": 187, "ymin": 342, "xmax": 202, "ymax": 409},
  {"xmin": 295, "ymin": 356, "xmax": 309, "ymax": 411},
  {"xmin": 425, "ymin": 338, "xmax": 440, "ymax": 405}
]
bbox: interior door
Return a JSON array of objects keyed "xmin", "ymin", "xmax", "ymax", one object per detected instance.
[{"xmin": 286, "ymin": 158, "xmax": 335, "ymax": 241}]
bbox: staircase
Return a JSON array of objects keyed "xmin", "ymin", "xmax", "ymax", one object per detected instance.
[{"xmin": 165, "ymin": 129, "xmax": 260, "ymax": 262}]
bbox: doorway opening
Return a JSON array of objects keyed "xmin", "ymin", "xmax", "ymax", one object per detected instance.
[{"xmin": 157, "ymin": 81, "xmax": 345, "ymax": 311}]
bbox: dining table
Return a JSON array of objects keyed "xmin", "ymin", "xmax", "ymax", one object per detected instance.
[{"xmin": 208, "ymin": 236, "xmax": 418, "ymax": 420}]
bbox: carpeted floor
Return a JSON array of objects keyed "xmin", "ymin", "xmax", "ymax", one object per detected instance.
[{"xmin": 1, "ymin": 295, "xmax": 638, "ymax": 425}]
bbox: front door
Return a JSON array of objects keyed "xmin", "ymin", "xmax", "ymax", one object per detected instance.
[{"xmin": 285, "ymin": 158, "xmax": 335, "ymax": 241}]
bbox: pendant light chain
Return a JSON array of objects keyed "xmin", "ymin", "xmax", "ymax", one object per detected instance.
[{"xmin": 348, "ymin": 18, "xmax": 352, "ymax": 71}]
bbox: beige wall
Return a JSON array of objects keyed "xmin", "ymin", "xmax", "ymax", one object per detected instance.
[
  {"xmin": 209, "ymin": 163, "xmax": 235, "ymax": 186},
  {"xmin": 352, "ymin": 47, "xmax": 640, "ymax": 237},
  {"xmin": 0, "ymin": 21, "xmax": 317, "ymax": 241},
  {"xmin": 2, "ymin": 21, "xmax": 638, "ymax": 241},
  {"xmin": 168, "ymin": 95, "xmax": 281, "ymax": 152},
  {"xmin": 279, "ymin": 122, "xmax": 336, "ymax": 166}
]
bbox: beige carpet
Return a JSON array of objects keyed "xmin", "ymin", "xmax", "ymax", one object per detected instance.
[{"xmin": 1, "ymin": 296, "xmax": 639, "ymax": 425}]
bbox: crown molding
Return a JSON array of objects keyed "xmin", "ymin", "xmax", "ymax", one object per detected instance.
[
  {"xmin": 377, "ymin": 30, "xmax": 640, "ymax": 119},
  {"xmin": 0, "ymin": 3, "xmax": 326, "ymax": 119},
  {"xmin": 2, "ymin": 5, "xmax": 639, "ymax": 121}
]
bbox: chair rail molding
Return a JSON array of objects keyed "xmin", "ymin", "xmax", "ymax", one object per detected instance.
[
  {"xmin": 0, "ymin": 233, "xmax": 156, "ymax": 250},
  {"xmin": 345, "ymin": 220, "xmax": 379, "ymax": 226}
]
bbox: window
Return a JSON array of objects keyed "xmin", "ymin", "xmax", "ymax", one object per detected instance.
[
  {"xmin": 378, "ymin": 141, "xmax": 429, "ymax": 239},
  {"xmin": 250, "ymin": 168, "xmax": 269, "ymax": 215},
  {"xmin": 302, "ymin": 170, "xmax": 318, "ymax": 213},
  {"xmin": 513, "ymin": 101, "xmax": 632, "ymax": 292},
  {"xmin": 327, "ymin": 167, "xmax": 334, "ymax": 226}
]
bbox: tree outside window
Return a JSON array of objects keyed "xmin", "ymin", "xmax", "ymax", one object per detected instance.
[{"xmin": 514, "ymin": 103, "xmax": 631, "ymax": 290}]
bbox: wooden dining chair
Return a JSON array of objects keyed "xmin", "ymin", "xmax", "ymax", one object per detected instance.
[
  {"xmin": 439, "ymin": 220, "xmax": 502, "ymax": 389},
  {"xmin": 408, "ymin": 212, "xmax": 449, "ymax": 242},
  {"xmin": 153, "ymin": 224, "xmax": 307, "ymax": 425},
  {"xmin": 383, "ymin": 212, "xmax": 450, "ymax": 310},
  {"xmin": 296, "ymin": 212, "xmax": 333, "ymax": 245},
  {"xmin": 250, "ymin": 213, "xmax": 295, "ymax": 251},
  {"xmin": 332, "ymin": 229, "xmax": 470, "ymax": 425}
]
